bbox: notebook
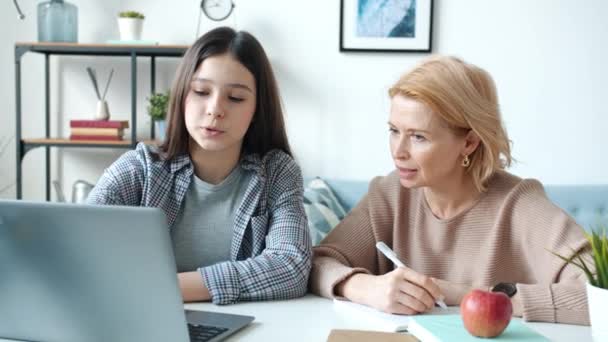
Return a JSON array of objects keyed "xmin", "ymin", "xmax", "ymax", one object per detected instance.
[
  {"xmin": 333, "ymin": 299, "xmax": 457, "ymax": 332},
  {"xmin": 407, "ymin": 315, "xmax": 550, "ymax": 341}
]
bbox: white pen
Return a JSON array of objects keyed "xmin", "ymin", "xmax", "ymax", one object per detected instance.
[{"xmin": 376, "ymin": 241, "xmax": 448, "ymax": 310}]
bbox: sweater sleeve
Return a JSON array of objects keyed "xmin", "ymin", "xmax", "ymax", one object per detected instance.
[
  {"xmin": 509, "ymin": 179, "xmax": 591, "ymax": 325},
  {"xmin": 309, "ymin": 176, "xmax": 395, "ymax": 298}
]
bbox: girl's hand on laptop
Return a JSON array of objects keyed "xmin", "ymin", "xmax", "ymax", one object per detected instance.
[{"xmin": 337, "ymin": 268, "xmax": 442, "ymax": 315}]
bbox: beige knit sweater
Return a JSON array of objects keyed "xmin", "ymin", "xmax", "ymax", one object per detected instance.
[{"xmin": 310, "ymin": 170, "xmax": 591, "ymax": 325}]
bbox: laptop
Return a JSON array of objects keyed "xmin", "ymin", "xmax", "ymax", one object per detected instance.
[{"xmin": 0, "ymin": 199, "xmax": 254, "ymax": 342}]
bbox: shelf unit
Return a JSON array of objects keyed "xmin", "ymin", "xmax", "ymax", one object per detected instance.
[{"xmin": 14, "ymin": 42, "xmax": 189, "ymax": 200}]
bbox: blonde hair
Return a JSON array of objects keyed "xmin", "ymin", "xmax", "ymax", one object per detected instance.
[{"xmin": 388, "ymin": 55, "xmax": 512, "ymax": 192}]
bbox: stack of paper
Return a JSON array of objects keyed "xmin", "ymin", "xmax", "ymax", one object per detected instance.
[{"xmin": 333, "ymin": 299, "xmax": 456, "ymax": 332}]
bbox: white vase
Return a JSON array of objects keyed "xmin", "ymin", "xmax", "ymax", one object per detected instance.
[
  {"xmin": 117, "ymin": 18, "xmax": 143, "ymax": 41},
  {"xmin": 95, "ymin": 100, "xmax": 110, "ymax": 120},
  {"xmin": 587, "ymin": 282, "xmax": 608, "ymax": 341},
  {"xmin": 155, "ymin": 120, "xmax": 166, "ymax": 142}
]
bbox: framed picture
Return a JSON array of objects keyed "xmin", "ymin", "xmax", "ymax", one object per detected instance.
[{"xmin": 339, "ymin": 0, "xmax": 434, "ymax": 53}]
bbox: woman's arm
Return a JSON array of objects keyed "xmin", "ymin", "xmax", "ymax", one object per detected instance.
[
  {"xmin": 515, "ymin": 247, "xmax": 591, "ymax": 325},
  {"xmin": 86, "ymin": 148, "xmax": 146, "ymax": 206},
  {"xmin": 309, "ymin": 188, "xmax": 382, "ymax": 298},
  {"xmin": 310, "ymin": 175, "xmax": 442, "ymax": 314},
  {"xmin": 512, "ymin": 180, "xmax": 591, "ymax": 325},
  {"xmin": 435, "ymin": 180, "xmax": 592, "ymax": 325},
  {"xmin": 198, "ymin": 153, "xmax": 312, "ymax": 304},
  {"xmin": 179, "ymin": 271, "xmax": 211, "ymax": 302}
]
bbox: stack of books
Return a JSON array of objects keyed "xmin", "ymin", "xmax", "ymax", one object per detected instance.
[{"xmin": 69, "ymin": 120, "xmax": 129, "ymax": 141}]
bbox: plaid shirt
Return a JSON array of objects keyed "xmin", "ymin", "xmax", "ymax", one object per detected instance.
[{"xmin": 87, "ymin": 143, "xmax": 312, "ymax": 304}]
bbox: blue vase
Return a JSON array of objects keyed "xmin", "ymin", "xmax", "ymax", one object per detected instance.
[{"xmin": 37, "ymin": 0, "xmax": 78, "ymax": 43}]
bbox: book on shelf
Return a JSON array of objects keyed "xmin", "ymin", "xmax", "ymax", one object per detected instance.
[
  {"xmin": 69, "ymin": 135, "xmax": 124, "ymax": 141},
  {"xmin": 407, "ymin": 315, "xmax": 550, "ymax": 342},
  {"xmin": 70, "ymin": 127, "xmax": 124, "ymax": 137},
  {"xmin": 70, "ymin": 119, "xmax": 129, "ymax": 129}
]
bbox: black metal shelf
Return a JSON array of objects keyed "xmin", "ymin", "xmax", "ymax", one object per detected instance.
[
  {"xmin": 15, "ymin": 42, "xmax": 188, "ymax": 58},
  {"xmin": 15, "ymin": 42, "xmax": 188, "ymax": 200},
  {"xmin": 21, "ymin": 138, "xmax": 159, "ymax": 155}
]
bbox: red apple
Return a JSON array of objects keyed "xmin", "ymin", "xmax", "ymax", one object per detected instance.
[{"xmin": 460, "ymin": 289, "xmax": 513, "ymax": 338}]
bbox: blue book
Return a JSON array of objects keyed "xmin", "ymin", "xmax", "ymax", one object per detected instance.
[{"xmin": 407, "ymin": 315, "xmax": 550, "ymax": 341}]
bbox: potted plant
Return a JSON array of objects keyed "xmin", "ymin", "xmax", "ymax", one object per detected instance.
[
  {"xmin": 117, "ymin": 10, "xmax": 144, "ymax": 41},
  {"xmin": 147, "ymin": 92, "xmax": 170, "ymax": 142},
  {"xmin": 552, "ymin": 228, "xmax": 608, "ymax": 341}
]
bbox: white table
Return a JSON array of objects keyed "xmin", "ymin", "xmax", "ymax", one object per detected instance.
[{"xmin": 185, "ymin": 294, "xmax": 592, "ymax": 341}]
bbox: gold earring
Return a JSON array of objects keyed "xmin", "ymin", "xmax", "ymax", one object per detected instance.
[{"xmin": 462, "ymin": 155, "xmax": 470, "ymax": 168}]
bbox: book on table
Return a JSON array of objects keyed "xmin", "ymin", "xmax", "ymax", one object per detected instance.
[
  {"xmin": 327, "ymin": 329, "xmax": 417, "ymax": 342},
  {"xmin": 407, "ymin": 315, "xmax": 550, "ymax": 342}
]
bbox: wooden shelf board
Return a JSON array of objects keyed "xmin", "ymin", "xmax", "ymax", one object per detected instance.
[
  {"xmin": 15, "ymin": 42, "xmax": 189, "ymax": 57},
  {"xmin": 16, "ymin": 42, "xmax": 188, "ymax": 49}
]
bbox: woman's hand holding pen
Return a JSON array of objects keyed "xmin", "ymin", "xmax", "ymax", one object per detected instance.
[{"xmin": 336, "ymin": 267, "xmax": 443, "ymax": 315}]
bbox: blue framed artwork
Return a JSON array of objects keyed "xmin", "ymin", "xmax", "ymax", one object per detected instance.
[{"xmin": 340, "ymin": 0, "xmax": 434, "ymax": 52}]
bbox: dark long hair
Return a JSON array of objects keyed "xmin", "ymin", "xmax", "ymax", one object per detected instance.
[{"xmin": 160, "ymin": 27, "xmax": 292, "ymax": 159}]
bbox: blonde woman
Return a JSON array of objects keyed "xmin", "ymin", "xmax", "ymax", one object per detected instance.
[{"xmin": 310, "ymin": 56, "xmax": 591, "ymax": 325}]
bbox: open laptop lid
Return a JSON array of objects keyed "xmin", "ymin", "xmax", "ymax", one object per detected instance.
[{"xmin": 0, "ymin": 200, "xmax": 190, "ymax": 342}]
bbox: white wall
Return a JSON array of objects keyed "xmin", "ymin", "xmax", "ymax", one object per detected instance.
[{"xmin": 1, "ymin": 0, "xmax": 607, "ymax": 201}]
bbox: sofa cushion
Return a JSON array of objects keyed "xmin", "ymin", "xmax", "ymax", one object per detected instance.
[
  {"xmin": 303, "ymin": 178, "xmax": 347, "ymax": 245},
  {"xmin": 544, "ymin": 185, "xmax": 608, "ymax": 232},
  {"xmin": 321, "ymin": 178, "xmax": 608, "ymax": 232}
]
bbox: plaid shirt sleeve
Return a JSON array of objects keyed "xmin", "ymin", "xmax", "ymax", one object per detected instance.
[
  {"xmin": 199, "ymin": 152, "xmax": 312, "ymax": 304},
  {"xmin": 86, "ymin": 148, "xmax": 146, "ymax": 206}
]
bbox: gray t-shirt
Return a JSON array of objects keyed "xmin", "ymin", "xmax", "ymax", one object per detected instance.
[{"xmin": 170, "ymin": 166, "xmax": 252, "ymax": 272}]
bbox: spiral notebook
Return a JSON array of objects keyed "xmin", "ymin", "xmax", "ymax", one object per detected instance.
[{"xmin": 407, "ymin": 315, "xmax": 550, "ymax": 341}]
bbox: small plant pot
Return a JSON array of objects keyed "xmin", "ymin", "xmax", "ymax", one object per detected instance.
[
  {"xmin": 155, "ymin": 120, "xmax": 166, "ymax": 142},
  {"xmin": 587, "ymin": 282, "xmax": 608, "ymax": 341},
  {"xmin": 118, "ymin": 18, "xmax": 143, "ymax": 41}
]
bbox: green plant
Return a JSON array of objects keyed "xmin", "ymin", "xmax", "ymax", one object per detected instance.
[
  {"xmin": 147, "ymin": 92, "xmax": 170, "ymax": 121},
  {"xmin": 118, "ymin": 11, "xmax": 145, "ymax": 19},
  {"xmin": 551, "ymin": 227, "xmax": 608, "ymax": 289}
]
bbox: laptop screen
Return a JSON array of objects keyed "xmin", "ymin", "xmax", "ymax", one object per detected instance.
[{"xmin": 0, "ymin": 200, "xmax": 191, "ymax": 342}]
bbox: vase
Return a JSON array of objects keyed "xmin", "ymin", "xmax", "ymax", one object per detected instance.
[
  {"xmin": 95, "ymin": 100, "xmax": 110, "ymax": 121},
  {"xmin": 37, "ymin": 0, "xmax": 78, "ymax": 43},
  {"xmin": 587, "ymin": 282, "xmax": 608, "ymax": 341},
  {"xmin": 118, "ymin": 18, "xmax": 144, "ymax": 41},
  {"xmin": 155, "ymin": 120, "xmax": 166, "ymax": 142}
]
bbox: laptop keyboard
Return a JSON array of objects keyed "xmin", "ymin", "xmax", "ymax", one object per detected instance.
[{"xmin": 188, "ymin": 323, "xmax": 229, "ymax": 342}]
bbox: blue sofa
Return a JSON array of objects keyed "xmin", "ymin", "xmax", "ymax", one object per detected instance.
[{"xmin": 323, "ymin": 180, "xmax": 608, "ymax": 232}]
